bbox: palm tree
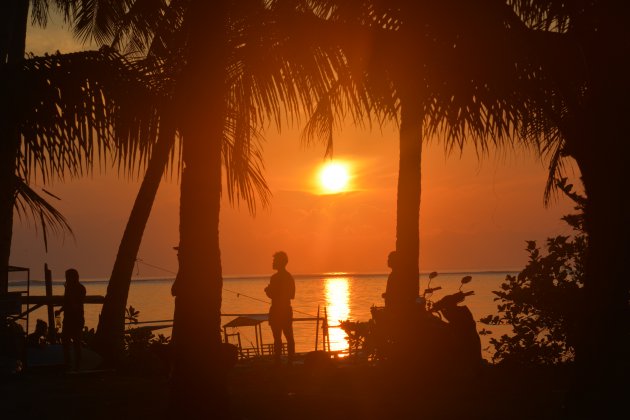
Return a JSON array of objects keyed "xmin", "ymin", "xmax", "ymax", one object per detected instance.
[
  {"xmin": 0, "ymin": 1, "xmax": 158, "ymax": 295},
  {"xmin": 499, "ymin": 1, "xmax": 630, "ymax": 414},
  {"xmin": 93, "ymin": 105, "xmax": 177, "ymax": 364},
  {"xmin": 301, "ymin": 1, "xmax": 540, "ymax": 309},
  {"xmin": 319, "ymin": 0, "xmax": 629, "ymax": 412},
  {"xmin": 72, "ymin": 2, "xmax": 275, "ymax": 365},
  {"xmin": 1, "ymin": 57, "xmax": 158, "ymax": 292},
  {"xmin": 1, "ymin": 1, "xmax": 174, "ymax": 360},
  {"xmin": 1, "ymin": 0, "xmax": 38, "ymax": 293},
  {"xmin": 72, "ymin": 1, "xmax": 361, "ymax": 414}
]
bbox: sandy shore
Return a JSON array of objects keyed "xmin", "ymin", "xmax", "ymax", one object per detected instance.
[{"xmin": 1, "ymin": 358, "xmax": 573, "ymax": 419}]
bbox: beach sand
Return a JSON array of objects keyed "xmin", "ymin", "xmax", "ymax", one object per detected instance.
[{"xmin": 1, "ymin": 357, "xmax": 572, "ymax": 420}]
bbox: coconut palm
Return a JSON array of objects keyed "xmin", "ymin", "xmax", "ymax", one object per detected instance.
[
  {"xmin": 0, "ymin": 1, "xmax": 159, "ymax": 296},
  {"xmin": 75, "ymin": 0, "xmax": 316, "ymax": 364},
  {"xmin": 500, "ymin": 1, "xmax": 630, "ymax": 413},
  {"xmin": 1, "ymin": 56, "xmax": 158, "ymax": 297},
  {"xmin": 317, "ymin": 0, "xmax": 629, "ymax": 412},
  {"xmin": 1, "ymin": 0, "xmax": 46, "ymax": 293},
  {"xmin": 300, "ymin": 1, "xmax": 544, "ymax": 308},
  {"xmin": 72, "ymin": 1, "xmax": 364, "ymax": 414},
  {"xmin": 1, "ymin": 1, "xmax": 177, "ymax": 359}
]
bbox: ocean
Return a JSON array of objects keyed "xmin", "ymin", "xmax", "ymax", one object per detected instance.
[{"xmin": 9, "ymin": 271, "xmax": 515, "ymax": 360}]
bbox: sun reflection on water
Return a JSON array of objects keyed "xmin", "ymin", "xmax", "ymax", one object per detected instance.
[{"xmin": 324, "ymin": 277, "xmax": 350, "ymax": 354}]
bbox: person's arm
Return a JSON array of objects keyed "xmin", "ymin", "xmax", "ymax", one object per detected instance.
[
  {"xmin": 289, "ymin": 275, "xmax": 295, "ymax": 300},
  {"xmin": 264, "ymin": 277, "xmax": 274, "ymax": 299}
]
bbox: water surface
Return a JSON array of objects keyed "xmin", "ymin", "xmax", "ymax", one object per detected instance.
[{"xmin": 10, "ymin": 271, "xmax": 514, "ymax": 359}]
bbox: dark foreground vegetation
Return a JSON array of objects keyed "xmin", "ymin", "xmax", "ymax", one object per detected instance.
[{"xmin": 2, "ymin": 358, "xmax": 574, "ymax": 420}]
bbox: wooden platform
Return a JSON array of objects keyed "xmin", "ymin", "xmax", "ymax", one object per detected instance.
[{"xmin": 13, "ymin": 294, "xmax": 105, "ymax": 318}]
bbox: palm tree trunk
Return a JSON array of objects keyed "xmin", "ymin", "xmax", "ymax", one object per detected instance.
[
  {"xmin": 171, "ymin": 128, "xmax": 225, "ymax": 417},
  {"xmin": 0, "ymin": 126, "xmax": 18, "ymax": 294},
  {"xmin": 570, "ymin": 132, "xmax": 629, "ymax": 416},
  {"xmin": 169, "ymin": 2, "xmax": 229, "ymax": 417},
  {"xmin": 558, "ymin": 28, "xmax": 630, "ymax": 414},
  {"xmin": 0, "ymin": 0, "xmax": 28, "ymax": 293},
  {"xmin": 0, "ymin": 0, "xmax": 28, "ymax": 65},
  {"xmin": 392, "ymin": 93, "xmax": 423, "ymax": 306},
  {"xmin": 94, "ymin": 111, "xmax": 175, "ymax": 364}
]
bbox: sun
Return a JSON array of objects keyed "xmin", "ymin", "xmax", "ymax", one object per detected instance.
[{"xmin": 319, "ymin": 162, "xmax": 350, "ymax": 194}]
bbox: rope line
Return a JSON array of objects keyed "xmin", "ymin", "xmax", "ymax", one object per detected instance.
[
  {"xmin": 135, "ymin": 258, "xmax": 319, "ymax": 318},
  {"xmin": 136, "ymin": 258, "xmax": 177, "ymax": 275}
]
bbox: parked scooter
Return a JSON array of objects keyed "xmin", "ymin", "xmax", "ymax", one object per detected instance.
[
  {"xmin": 370, "ymin": 274, "xmax": 482, "ymax": 379},
  {"xmin": 427, "ymin": 276, "xmax": 482, "ymax": 377}
]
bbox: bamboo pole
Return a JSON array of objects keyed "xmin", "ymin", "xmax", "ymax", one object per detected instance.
[
  {"xmin": 44, "ymin": 264, "xmax": 56, "ymax": 343},
  {"xmin": 323, "ymin": 306, "xmax": 330, "ymax": 352},
  {"xmin": 314, "ymin": 305, "xmax": 320, "ymax": 351}
]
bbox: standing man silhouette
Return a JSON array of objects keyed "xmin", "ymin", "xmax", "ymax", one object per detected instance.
[
  {"xmin": 265, "ymin": 251, "xmax": 295, "ymax": 366},
  {"xmin": 55, "ymin": 268, "xmax": 86, "ymax": 371},
  {"xmin": 383, "ymin": 251, "xmax": 404, "ymax": 307}
]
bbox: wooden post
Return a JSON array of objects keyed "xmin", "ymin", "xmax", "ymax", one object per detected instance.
[
  {"xmin": 314, "ymin": 305, "xmax": 320, "ymax": 351},
  {"xmin": 44, "ymin": 264, "xmax": 56, "ymax": 343},
  {"xmin": 323, "ymin": 306, "xmax": 330, "ymax": 352}
]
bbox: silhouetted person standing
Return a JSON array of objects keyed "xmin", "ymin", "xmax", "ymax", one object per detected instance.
[
  {"xmin": 55, "ymin": 268, "xmax": 86, "ymax": 371},
  {"xmin": 265, "ymin": 251, "xmax": 295, "ymax": 366},
  {"xmin": 383, "ymin": 251, "xmax": 407, "ymax": 308}
]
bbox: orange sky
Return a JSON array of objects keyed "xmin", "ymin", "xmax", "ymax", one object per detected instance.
[{"xmin": 10, "ymin": 17, "xmax": 579, "ymax": 280}]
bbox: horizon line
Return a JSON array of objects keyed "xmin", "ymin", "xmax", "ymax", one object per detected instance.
[{"xmin": 9, "ymin": 268, "xmax": 519, "ymax": 284}]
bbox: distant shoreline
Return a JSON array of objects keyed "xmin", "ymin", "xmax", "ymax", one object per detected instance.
[{"xmin": 8, "ymin": 269, "xmax": 519, "ymax": 286}]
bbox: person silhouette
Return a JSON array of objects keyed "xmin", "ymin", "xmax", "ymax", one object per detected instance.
[
  {"xmin": 383, "ymin": 250, "xmax": 406, "ymax": 308},
  {"xmin": 265, "ymin": 251, "xmax": 295, "ymax": 366},
  {"xmin": 55, "ymin": 268, "xmax": 86, "ymax": 371}
]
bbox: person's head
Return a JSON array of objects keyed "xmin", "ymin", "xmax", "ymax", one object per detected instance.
[
  {"xmin": 387, "ymin": 251, "xmax": 399, "ymax": 270},
  {"xmin": 272, "ymin": 251, "xmax": 288, "ymax": 270},
  {"xmin": 65, "ymin": 268, "xmax": 80, "ymax": 285}
]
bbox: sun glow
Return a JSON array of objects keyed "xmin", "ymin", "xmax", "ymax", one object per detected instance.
[
  {"xmin": 324, "ymin": 277, "xmax": 350, "ymax": 355},
  {"xmin": 318, "ymin": 162, "xmax": 350, "ymax": 194}
]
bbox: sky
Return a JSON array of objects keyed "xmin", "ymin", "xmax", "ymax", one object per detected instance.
[{"xmin": 10, "ymin": 14, "xmax": 580, "ymax": 281}]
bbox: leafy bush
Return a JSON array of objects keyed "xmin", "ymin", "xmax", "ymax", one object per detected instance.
[
  {"xmin": 339, "ymin": 318, "xmax": 376, "ymax": 361},
  {"xmin": 125, "ymin": 305, "xmax": 141, "ymax": 324},
  {"xmin": 123, "ymin": 306, "xmax": 171, "ymax": 374},
  {"xmin": 81, "ymin": 326, "xmax": 97, "ymax": 349},
  {"xmin": 480, "ymin": 179, "xmax": 585, "ymax": 365}
]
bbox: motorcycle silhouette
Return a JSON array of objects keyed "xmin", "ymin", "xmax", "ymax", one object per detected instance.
[{"xmin": 370, "ymin": 274, "xmax": 482, "ymax": 379}]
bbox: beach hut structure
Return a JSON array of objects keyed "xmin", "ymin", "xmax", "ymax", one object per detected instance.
[
  {"xmin": 1, "ymin": 265, "xmax": 106, "ymax": 370},
  {"xmin": 0, "ymin": 266, "xmax": 30, "ymax": 320},
  {"xmin": 221, "ymin": 310, "xmax": 331, "ymax": 360},
  {"xmin": 222, "ymin": 314, "xmax": 268, "ymax": 358}
]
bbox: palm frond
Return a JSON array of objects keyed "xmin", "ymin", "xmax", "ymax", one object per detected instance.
[
  {"xmin": 72, "ymin": 0, "xmax": 130, "ymax": 47},
  {"xmin": 16, "ymin": 47, "xmax": 160, "ymax": 183},
  {"xmin": 13, "ymin": 176, "xmax": 73, "ymax": 249},
  {"xmin": 222, "ymin": 111, "xmax": 270, "ymax": 216},
  {"xmin": 506, "ymin": 0, "xmax": 572, "ymax": 32},
  {"xmin": 30, "ymin": 0, "xmax": 85, "ymax": 28}
]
